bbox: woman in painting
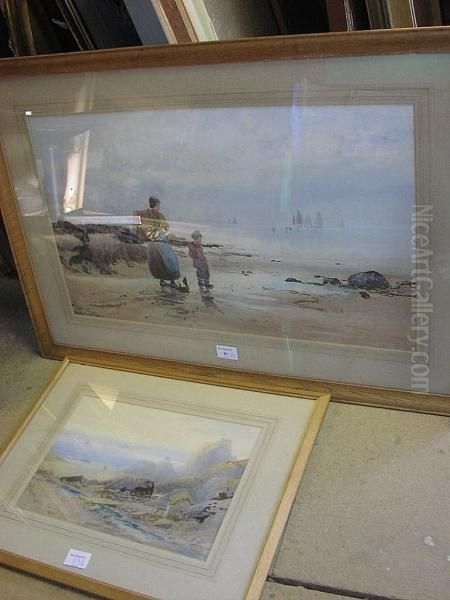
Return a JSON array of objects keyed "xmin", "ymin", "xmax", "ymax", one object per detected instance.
[{"xmin": 136, "ymin": 196, "xmax": 187, "ymax": 290}]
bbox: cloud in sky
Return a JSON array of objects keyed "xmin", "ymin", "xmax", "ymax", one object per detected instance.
[
  {"xmin": 31, "ymin": 103, "xmax": 415, "ymax": 228},
  {"xmin": 56, "ymin": 393, "xmax": 260, "ymax": 463}
]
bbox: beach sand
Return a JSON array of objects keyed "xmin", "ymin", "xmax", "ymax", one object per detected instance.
[{"xmin": 63, "ymin": 243, "xmax": 412, "ymax": 352}]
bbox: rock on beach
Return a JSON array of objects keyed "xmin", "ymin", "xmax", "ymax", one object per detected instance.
[{"xmin": 348, "ymin": 270, "xmax": 389, "ymax": 290}]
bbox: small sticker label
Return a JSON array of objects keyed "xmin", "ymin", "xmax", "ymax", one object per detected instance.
[
  {"xmin": 216, "ymin": 344, "xmax": 238, "ymax": 360},
  {"xmin": 63, "ymin": 549, "xmax": 92, "ymax": 570}
]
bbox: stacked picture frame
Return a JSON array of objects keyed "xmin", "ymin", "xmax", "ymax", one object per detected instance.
[
  {"xmin": 0, "ymin": 359, "xmax": 329, "ymax": 599},
  {"xmin": 0, "ymin": 26, "xmax": 449, "ymax": 599},
  {"xmin": 1, "ymin": 27, "xmax": 450, "ymax": 412}
]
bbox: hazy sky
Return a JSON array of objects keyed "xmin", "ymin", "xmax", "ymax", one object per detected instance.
[
  {"xmin": 57, "ymin": 391, "xmax": 260, "ymax": 465},
  {"xmin": 30, "ymin": 102, "xmax": 414, "ymax": 229}
]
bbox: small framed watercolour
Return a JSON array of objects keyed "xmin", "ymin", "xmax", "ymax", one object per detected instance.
[
  {"xmin": 1, "ymin": 29, "xmax": 450, "ymax": 412},
  {"xmin": 0, "ymin": 360, "xmax": 329, "ymax": 600}
]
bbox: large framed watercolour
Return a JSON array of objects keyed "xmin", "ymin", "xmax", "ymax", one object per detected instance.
[
  {"xmin": 0, "ymin": 360, "xmax": 329, "ymax": 599},
  {"xmin": 1, "ymin": 29, "xmax": 450, "ymax": 412}
]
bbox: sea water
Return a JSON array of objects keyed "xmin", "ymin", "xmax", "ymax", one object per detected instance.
[{"xmin": 173, "ymin": 221, "xmax": 411, "ymax": 277}]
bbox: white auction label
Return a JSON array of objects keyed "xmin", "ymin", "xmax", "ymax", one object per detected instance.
[
  {"xmin": 63, "ymin": 548, "xmax": 92, "ymax": 570},
  {"xmin": 216, "ymin": 344, "xmax": 239, "ymax": 360}
]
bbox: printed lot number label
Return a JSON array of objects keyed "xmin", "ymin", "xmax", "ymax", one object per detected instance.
[
  {"xmin": 63, "ymin": 548, "xmax": 92, "ymax": 570},
  {"xmin": 216, "ymin": 344, "xmax": 239, "ymax": 360}
]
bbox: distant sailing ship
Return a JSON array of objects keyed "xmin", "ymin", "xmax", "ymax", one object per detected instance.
[
  {"xmin": 312, "ymin": 211, "xmax": 323, "ymax": 228},
  {"xmin": 290, "ymin": 210, "xmax": 323, "ymax": 229}
]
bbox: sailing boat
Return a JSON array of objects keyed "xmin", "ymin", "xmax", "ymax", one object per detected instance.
[{"xmin": 312, "ymin": 211, "xmax": 323, "ymax": 228}]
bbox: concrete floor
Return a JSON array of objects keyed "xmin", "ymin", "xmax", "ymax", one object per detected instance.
[{"xmin": 0, "ymin": 276, "xmax": 449, "ymax": 600}]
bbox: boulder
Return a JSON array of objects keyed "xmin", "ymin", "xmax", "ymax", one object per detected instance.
[
  {"xmin": 323, "ymin": 277, "xmax": 341, "ymax": 286},
  {"xmin": 348, "ymin": 271, "xmax": 389, "ymax": 290}
]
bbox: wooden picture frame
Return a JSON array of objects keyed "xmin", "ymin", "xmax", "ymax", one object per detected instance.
[
  {"xmin": 149, "ymin": 0, "xmax": 199, "ymax": 43},
  {"xmin": 1, "ymin": 28, "xmax": 450, "ymax": 414},
  {"xmin": 0, "ymin": 359, "xmax": 330, "ymax": 600}
]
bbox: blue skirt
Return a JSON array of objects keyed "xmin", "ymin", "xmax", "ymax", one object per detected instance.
[{"xmin": 146, "ymin": 241, "xmax": 180, "ymax": 281}]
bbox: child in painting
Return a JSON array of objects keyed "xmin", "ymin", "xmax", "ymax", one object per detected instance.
[{"xmin": 188, "ymin": 230, "xmax": 213, "ymax": 292}]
